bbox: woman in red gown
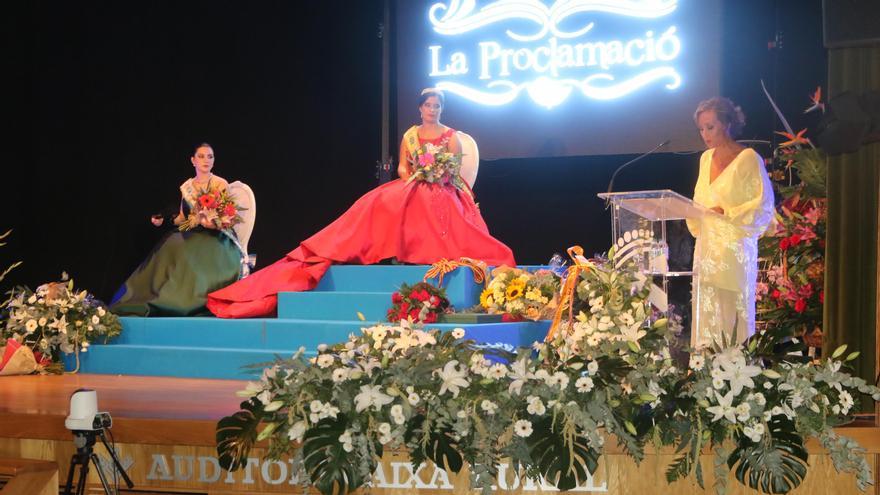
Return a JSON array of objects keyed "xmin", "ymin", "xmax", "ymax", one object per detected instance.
[{"xmin": 206, "ymin": 89, "xmax": 515, "ymax": 318}]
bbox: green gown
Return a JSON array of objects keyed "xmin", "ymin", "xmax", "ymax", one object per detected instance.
[{"xmin": 110, "ymin": 178, "xmax": 241, "ymax": 316}]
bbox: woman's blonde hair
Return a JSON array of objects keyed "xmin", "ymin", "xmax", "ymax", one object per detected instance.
[{"xmin": 694, "ymin": 97, "xmax": 746, "ymax": 137}]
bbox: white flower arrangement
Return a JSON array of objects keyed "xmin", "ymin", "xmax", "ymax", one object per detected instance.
[
  {"xmin": 3, "ymin": 274, "xmax": 121, "ymax": 365},
  {"xmin": 217, "ymin": 252, "xmax": 880, "ymax": 495}
]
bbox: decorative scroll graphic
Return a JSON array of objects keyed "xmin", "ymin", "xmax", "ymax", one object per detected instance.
[
  {"xmin": 430, "ymin": 0, "xmax": 678, "ymax": 41},
  {"xmin": 426, "ymin": 0, "xmax": 683, "ymax": 107}
]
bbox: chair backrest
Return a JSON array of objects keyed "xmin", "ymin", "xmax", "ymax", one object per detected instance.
[
  {"xmin": 457, "ymin": 131, "xmax": 479, "ymax": 189},
  {"xmin": 228, "ymin": 181, "xmax": 256, "ymax": 255}
]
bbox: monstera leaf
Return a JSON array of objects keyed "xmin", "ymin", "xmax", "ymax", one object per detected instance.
[
  {"xmin": 526, "ymin": 415, "xmax": 600, "ymax": 491},
  {"xmin": 727, "ymin": 416, "xmax": 808, "ymax": 494},
  {"xmin": 405, "ymin": 414, "xmax": 464, "ymax": 474},
  {"xmin": 302, "ymin": 415, "xmax": 373, "ymax": 495},
  {"xmin": 216, "ymin": 398, "xmax": 265, "ymax": 471}
]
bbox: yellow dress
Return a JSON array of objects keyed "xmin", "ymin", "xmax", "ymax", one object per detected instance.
[{"xmin": 688, "ymin": 148, "xmax": 775, "ymax": 347}]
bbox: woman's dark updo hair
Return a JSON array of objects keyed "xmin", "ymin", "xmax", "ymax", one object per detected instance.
[
  {"xmin": 418, "ymin": 89, "xmax": 445, "ymax": 107},
  {"xmin": 694, "ymin": 97, "xmax": 746, "ymax": 137},
  {"xmin": 192, "ymin": 142, "xmax": 214, "ymax": 155}
]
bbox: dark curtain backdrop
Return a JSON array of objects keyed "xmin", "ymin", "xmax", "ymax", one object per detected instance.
[
  {"xmin": 5, "ymin": 1, "xmax": 826, "ymax": 304},
  {"xmin": 824, "ymin": 46, "xmax": 880, "ymax": 387}
]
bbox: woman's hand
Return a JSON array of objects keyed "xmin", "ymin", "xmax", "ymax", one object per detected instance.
[{"xmin": 150, "ymin": 215, "xmax": 164, "ymax": 227}]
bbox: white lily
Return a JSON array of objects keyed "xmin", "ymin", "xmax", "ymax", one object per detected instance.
[
  {"xmin": 354, "ymin": 384, "xmax": 393, "ymax": 412},
  {"xmin": 706, "ymin": 390, "xmax": 737, "ymax": 423},
  {"xmin": 436, "ymin": 360, "xmax": 470, "ymax": 398},
  {"xmin": 507, "ymin": 358, "xmax": 533, "ymax": 395}
]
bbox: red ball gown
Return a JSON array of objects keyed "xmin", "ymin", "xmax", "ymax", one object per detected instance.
[{"xmin": 206, "ymin": 128, "xmax": 515, "ymax": 318}]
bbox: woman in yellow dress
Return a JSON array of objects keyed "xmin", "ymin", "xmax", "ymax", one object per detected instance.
[{"xmin": 689, "ymin": 97, "xmax": 775, "ymax": 347}]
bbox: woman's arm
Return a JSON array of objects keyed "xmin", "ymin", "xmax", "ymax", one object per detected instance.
[
  {"xmin": 398, "ymin": 139, "xmax": 411, "ymax": 180},
  {"xmin": 447, "ymin": 132, "xmax": 462, "ymax": 154}
]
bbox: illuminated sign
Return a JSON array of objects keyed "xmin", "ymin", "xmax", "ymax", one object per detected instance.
[{"xmin": 426, "ymin": 0, "xmax": 683, "ymax": 108}]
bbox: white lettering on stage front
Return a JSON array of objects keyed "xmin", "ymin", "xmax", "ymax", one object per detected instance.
[
  {"xmin": 425, "ymin": 0, "xmax": 683, "ymax": 108},
  {"xmin": 145, "ymin": 453, "xmax": 608, "ymax": 491}
]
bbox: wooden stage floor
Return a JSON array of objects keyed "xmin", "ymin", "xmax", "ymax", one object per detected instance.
[{"xmin": 0, "ymin": 374, "xmax": 248, "ymax": 446}]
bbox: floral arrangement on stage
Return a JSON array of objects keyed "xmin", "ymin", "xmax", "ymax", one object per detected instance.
[
  {"xmin": 2, "ymin": 274, "xmax": 122, "ymax": 365},
  {"xmin": 407, "ymin": 142, "xmax": 465, "ymax": 189},
  {"xmin": 386, "ymin": 282, "xmax": 450, "ymax": 324},
  {"xmin": 216, "ymin": 244, "xmax": 880, "ymax": 495},
  {"xmin": 757, "ymin": 88, "xmax": 828, "ymax": 347},
  {"xmin": 179, "ymin": 188, "xmax": 245, "ymax": 232},
  {"xmin": 479, "ymin": 267, "xmax": 560, "ymax": 320}
]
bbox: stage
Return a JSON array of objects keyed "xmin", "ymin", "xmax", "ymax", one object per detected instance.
[{"xmin": 1, "ymin": 373, "xmax": 879, "ymax": 494}]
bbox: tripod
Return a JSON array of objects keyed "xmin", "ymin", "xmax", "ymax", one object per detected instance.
[{"xmin": 62, "ymin": 429, "xmax": 134, "ymax": 495}]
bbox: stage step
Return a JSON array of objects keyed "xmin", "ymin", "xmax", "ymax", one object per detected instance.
[
  {"xmin": 277, "ymin": 291, "xmax": 393, "ymax": 320},
  {"xmin": 71, "ymin": 264, "xmax": 550, "ymax": 379},
  {"xmin": 73, "ymin": 320, "xmax": 550, "ymax": 379},
  {"xmin": 72, "ymin": 344, "xmax": 299, "ymax": 380},
  {"xmin": 313, "ymin": 265, "xmax": 482, "ymax": 309}
]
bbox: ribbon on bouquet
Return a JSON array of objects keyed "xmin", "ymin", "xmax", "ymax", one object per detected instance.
[
  {"xmin": 545, "ymin": 246, "xmax": 593, "ymax": 342},
  {"xmin": 423, "ymin": 257, "xmax": 488, "ymax": 288}
]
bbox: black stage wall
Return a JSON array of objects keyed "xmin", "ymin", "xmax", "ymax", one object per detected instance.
[{"xmin": 6, "ymin": 1, "xmax": 826, "ymax": 302}]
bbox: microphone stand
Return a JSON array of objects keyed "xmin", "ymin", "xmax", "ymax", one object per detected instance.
[{"xmin": 605, "ymin": 139, "xmax": 671, "ymax": 206}]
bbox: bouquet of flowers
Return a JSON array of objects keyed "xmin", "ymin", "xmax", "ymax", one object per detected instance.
[
  {"xmin": 3, "ymin": 274, "xmax": 122, "ymax": 364},
  {"xmin": 407, "ymin": 143, "xmax": 465, "ymax": 189},
  {"xmin": 386, "ymin": 282, "xmax": 449, "ymax": 324},
  {"xmin": 480, "ymin": 267, "xmax": 560, "ymax": 320},
  {"xmin": 757, "ymin": 195, "xmax": 825, "ymax": 342},
  {"xmin": 179, "ymin": 188, "xmax": 245, "ymax": 232}
]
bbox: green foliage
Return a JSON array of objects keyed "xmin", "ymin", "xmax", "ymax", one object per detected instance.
[
  {"xmin": 525, "ymin": 415, "xmax": 599, "ymax": 491},
  {"xmin": 406, "ymin": 414, "xmax": 463, "ymax": 474},
  {"xmin": 302, "ymin": 415, "xmax": 374, "ymax": 495},
  {"xmin": 216, "ymin": 398, "xmax": 265, "ymax": 471},
  {"xmin": 727, "ymin": 416, "xmax": 808, "ymax": 494}
]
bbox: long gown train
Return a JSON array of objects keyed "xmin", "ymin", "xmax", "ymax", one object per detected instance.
[{"xmin": 207, "ymin": 178, "xmax": 515, "ymax": 318}]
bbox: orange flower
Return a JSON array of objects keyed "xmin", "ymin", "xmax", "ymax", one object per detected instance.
[
  {"xmin": 775, "ymin": 128, "xmax": 810, "ymax": 148},
  {"xmin": 804, "ymin": 86, "xmax": 824, "ymax": 114}
]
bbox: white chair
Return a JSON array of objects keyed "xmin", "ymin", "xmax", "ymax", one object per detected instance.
[
  {"xmin": 457, "ymin": 131, "xmax": 479, "ymax": 189},
  {"xmin": 228, "ymin": 181, "xmax": 256, "ymax": 276}
]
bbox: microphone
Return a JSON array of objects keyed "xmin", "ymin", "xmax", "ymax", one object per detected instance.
[{"xmin": 605, "ymin": 139, "xmax": 671, "ymax": 199}]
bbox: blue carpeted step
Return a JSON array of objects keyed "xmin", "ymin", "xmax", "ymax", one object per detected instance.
[
  {"xmin": 73, "ymin": 319, "xmax": 551, "ymax": 379},
  {"xmin": 277, "ymin": 291, "xmax": 393, "ymax": 320},
  {"xmin": 314, "ymin": 265, "xmax": 482, "ymax": 309},
  {"xmin": 69, "ymin": 344, "xmax": 295, "ymax": 380},
  {"xmin": 112, "ymin": 316, "xmax": 549, "ymax": 351}
]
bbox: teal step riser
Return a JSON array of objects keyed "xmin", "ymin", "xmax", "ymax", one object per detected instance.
[
  {"xmin": 313, "ymin": 266, "xmax": 481, "ymax": 309},
  {"xmin": 71, "ymin": 346, "xmax": 272, "ymax": 380},
  {"xmin": 112, "ymin": 318, "xmax": 549, "ymax": 350},
  {"xmin": 74, "ymin": 321, "xmax": 550, "ymax": 379},
  {"xmin": 277, "ymin": 292, "xmax": 393, "ymax": 321}
]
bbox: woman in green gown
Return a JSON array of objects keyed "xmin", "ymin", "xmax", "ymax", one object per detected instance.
[{"xmin": 110, "ymin": 143, "xmax": 241, "ymax": 316}]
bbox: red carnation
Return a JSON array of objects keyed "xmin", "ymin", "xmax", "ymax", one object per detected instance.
[
  {"xmin": 409, "ymin": 309, "xmax": 421, "ymax": 321},
  {"xmin": 399, "ymin": 302, "xmax": 410, "ymax": 314},
  {"xmin": 391, "ymin": 292, "xmax": 403, "ymax": 304},
  {"xmin": 794, "ymin": 298, "xmax": 807, "ymax": 313},
  {"xmin": 419, "ymin": 289, "xmax": 431, "ymax": 301},
  {"xmin": 423, "ymin": 312, "xmax": 437, "ymax": 323},
  {"xmin": 779, "ymin": 238, "xmax": 790, "ymax": 250},
  {"xmin": 788, "ymin": 234, "xmax": 802, "ymax": 247},
  {"xmin": 771, "ymin": 289, "xmax": 782, "ymax": 299},
  {"xmin": 223, "ymin": 203, "xmax": 237, "ymax": 217}
]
